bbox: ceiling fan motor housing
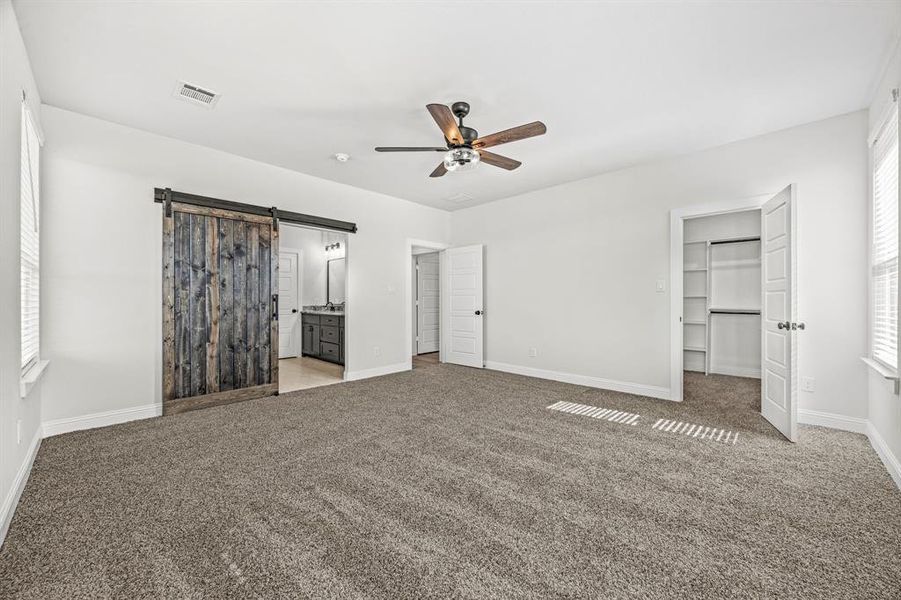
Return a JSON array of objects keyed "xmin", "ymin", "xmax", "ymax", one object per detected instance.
[
  {"xmin": 451, "ymin": 101, "xmax": 470, "ymax": 119},
  {"xmin": 458, "ymin": 126, "xmax": 478, "ymax": 145}
]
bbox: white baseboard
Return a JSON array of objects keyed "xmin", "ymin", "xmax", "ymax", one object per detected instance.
[
  {"xmin": 485, "ymin": 361, "xmax": 671, "ymax": 401},
  {"xmin": 709, "ymin": 365, "xmax": 761, "ymax": 379},
  {"xmin": 867, "ymin": 422, "xmax": 901, "ymax": 491},
  {"xmin": 0, "ymin": 429, "xmax": 41, "ymax": 549},
  {"xmin": 42, "ymin": 403, "xmax": 161, "ymax": 438},
  {"xmin": 798, "ymin": 408, "xmax": 869, "ymax": 434},
  {"xmin": 344, "ymin": 362, "xmax": 409, "ymax": 382}
]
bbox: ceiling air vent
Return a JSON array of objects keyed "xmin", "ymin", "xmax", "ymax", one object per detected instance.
[{"xmin": 173, "ymin": 81, "xmax": 220, "ymax": 108}]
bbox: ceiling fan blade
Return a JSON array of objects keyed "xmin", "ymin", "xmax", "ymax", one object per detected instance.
[
  {"xmin": 426, "ymin": 104, "xmax": 464, "ymax": 145},
  {"xmin": 429, "ymin": 162, "xmax": 448, "ymax": 178},
  {"xmin": 478, "ymin": 150, "xmax": 521, "ymax": 171},
  {"xmin": 374, "ymin": 147, "xmax": 447, "ymax": 152},
  {"xmin": 473, "ymin": 121, "xmax": 546, "ymax": 149}
]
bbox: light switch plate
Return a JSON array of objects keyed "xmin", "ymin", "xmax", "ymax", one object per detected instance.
[
  {"xmin": 656, "ymin": 279, "xmax": 666, "ymax": 293},
  {"xmin": 801, "ymin": 376, "xmax": 815, "ymax": 392}
]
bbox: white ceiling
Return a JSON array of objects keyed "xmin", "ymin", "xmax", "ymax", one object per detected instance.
[{"xmin": 14, "ymin": 1, "xmax": 900, "ymax": 210}]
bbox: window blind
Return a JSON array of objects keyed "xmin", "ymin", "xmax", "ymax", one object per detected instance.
[
  {"xmin": 20, "ymin": 103, "xmax": 40, "ymax": 372},
  {"xmin": 872, "ymin": 103, "xmax": 899, "ymax": 370}
]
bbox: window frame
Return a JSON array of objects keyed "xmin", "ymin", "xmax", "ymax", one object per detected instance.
[
  {"xmin": 869, "ymin": 97, "xmax": 900, "ymax": 374},
  {"xmin": 20, "ymin": 100, "xmax": 42, "ymax": 376}
]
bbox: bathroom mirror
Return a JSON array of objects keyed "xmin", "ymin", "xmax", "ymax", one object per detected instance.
[{"xmin": 327, "ymin": 258, "xmax": 345, "ymax": 304}]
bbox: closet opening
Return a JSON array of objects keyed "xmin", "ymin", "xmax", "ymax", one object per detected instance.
[
  {"xmin": 678, "ymin": 208, "xmax": 763, "ymax": 420},
  {"xmin": 670, "ymin": 187, "xmax": 799, "ymax": 440},
  {"xmin": 682, "ymin": 211, "xmax": 762, "ymax": 379}
]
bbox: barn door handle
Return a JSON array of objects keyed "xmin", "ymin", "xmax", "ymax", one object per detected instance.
[{"xmin": 273, "ymin": 294, "xmax": 279, "ymax": 320}]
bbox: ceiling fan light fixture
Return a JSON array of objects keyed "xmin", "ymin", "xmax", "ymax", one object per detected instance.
[{"xmin": 443, "ymin": 147, "xmax": 480, "ymax": 172}]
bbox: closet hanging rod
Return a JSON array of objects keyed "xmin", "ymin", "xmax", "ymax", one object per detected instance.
[
  {"xmin": 709, "ymin": 236, "xmax": 760, "ymax": 245},
  {"xmin": 709, "ymin": 309, "xmax": 761, "ymax": 315}
]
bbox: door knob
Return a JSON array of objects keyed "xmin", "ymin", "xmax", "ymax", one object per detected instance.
[
  {"xmin": 777, "ymin": 321, "xmax": 790, "ymax": 330},
  {"xmin": 475, "ymin": 310, "xmax": 482, "ymax": 316},
  {"xmin": 292, "ymin": 309, "xmax": 298, "ymax": 313},
  {"xmin": 792, "ymin": 322, "xmax": 806, "ymax": 330}
]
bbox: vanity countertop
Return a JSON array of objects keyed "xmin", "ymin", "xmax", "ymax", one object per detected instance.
[{"xmin": 302, "ymin": 310, "xmax": 345, "ymax": 317}]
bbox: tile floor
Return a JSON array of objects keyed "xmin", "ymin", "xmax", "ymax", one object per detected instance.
[{"xmin": 278, "ymin": 356, "xmax": 344, "ymax": 393}]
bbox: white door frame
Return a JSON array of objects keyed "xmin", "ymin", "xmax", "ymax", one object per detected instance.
[
  {"xmin": 669, "ymin": 193, "xmax": 772, "ymax": 401},
  {"xmin": 278, "ymin": 246, "xmax": 303, "ymax": 359},
  {"xmin": 405, "ymin": 238, "xmax": 450, "ymax": 371},
  {"xmin": 341, "ymin": 235, "xmax": 350, "ymax": 379}
]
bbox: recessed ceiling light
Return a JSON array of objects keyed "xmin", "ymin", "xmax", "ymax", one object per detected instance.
[{"xmin": 334, "ymin": 153, "xmax": 350, "ymax": 163}]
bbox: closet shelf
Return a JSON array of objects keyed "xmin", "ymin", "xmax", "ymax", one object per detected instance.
[
  {"xmin": 683, "ymin": 267, "xmax": 707, "ymax": 272},
  {"xmin": 684, "ymin": 294, "xmax": 707, "ymax": 299},
  {"xmin": 684, "ymin": 346, "xmax": 707, "ymax": 352},
  {"xmin": 683, "ymin": 320, "xmax": 706, "ymax": 325}
]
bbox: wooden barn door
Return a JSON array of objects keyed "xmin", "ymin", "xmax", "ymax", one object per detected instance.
[{"xmin": 163, "ymin": 203, "xmax": 279, "ymax": 415}]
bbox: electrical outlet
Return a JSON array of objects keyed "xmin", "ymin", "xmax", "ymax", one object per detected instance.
[
  {"xmin": 656, "ymin": 279, "xmax": 666, "ymax": 293},
  {"xmin": 801, "ymin": 376, "xmax": 815, "ymax": 393},
  {"xmin": 528, "ymin": 347, "xmax": 537, "ymax": 358},
  {"xmin": 373, "ymin": 346, "xmax": 381, "ymax": 357}
]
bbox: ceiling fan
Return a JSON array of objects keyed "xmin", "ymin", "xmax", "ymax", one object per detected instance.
[{"xmin": 374, "ymin": 101, "xmax": 546, "ymax": 177}]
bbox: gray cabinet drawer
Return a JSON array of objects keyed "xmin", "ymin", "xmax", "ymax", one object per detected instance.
[
  {"xmin": 302, "ymin": 313, "xmax": 320, "ymax": 325},
  {"xmin": 321, "ymin": 315, "xmax": 342, "ymax": 327},
  {"xmin": 319, "ymin": 342, "xmax": 340, "ymax": 362},
  {"xmin": 320, "ymin": 325, "xmax": 339, "ymax": 344}
]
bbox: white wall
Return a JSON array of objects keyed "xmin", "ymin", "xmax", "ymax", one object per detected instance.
[
  {"xmin": 0, "ymin": 0, "xmax": 44, "ymax": 542},
  {"xmin": 40, "ymin": 105, "xmax": 450, "ymax": 423},
  {"xmin": 866, "ymin": 38, "xmax": 901, "ymax": 487},
  {"xmin": 452, "ymin": 110, "xmax": 869, "ymax": 420}
]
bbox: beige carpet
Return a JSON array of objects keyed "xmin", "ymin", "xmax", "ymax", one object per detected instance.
[{"xmin": 0, "ymin": 367, "xmax": 898, "ymax": 598}]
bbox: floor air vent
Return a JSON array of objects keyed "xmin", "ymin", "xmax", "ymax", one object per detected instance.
[
  {"xmin": 173, "ymin": 81, "xmax": 220, "ymax": 108},
  {"xmin": 547, "ymin": 402, "xmax": 640, "ymax": 425}
]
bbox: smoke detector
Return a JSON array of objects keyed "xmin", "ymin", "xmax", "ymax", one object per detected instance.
[
  {"xmin": 334, "ymin": 153, "xmax": 350, "ymax": 163},
  {"xmin": 173, "ymin": 81, "xmax": 220, "ymax": 108},
  {"xmin": 446, "ymin": 192, "xmax": 475, "ymax": 204}
]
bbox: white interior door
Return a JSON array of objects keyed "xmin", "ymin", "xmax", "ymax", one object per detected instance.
[
  {"xmin": 417, "ymin": 253, "xmax": 440, "ymax": 354},
  {"xmin": 761, "ymin": 185, "xmax": 798, "ymax": 441},
  {"xmin": 442, "ymin": 245, "xmax": 484, "ymax": 368},
  {"xmin": 278, "ymin": 250, "xmax": 300, "ymax": 359}
]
